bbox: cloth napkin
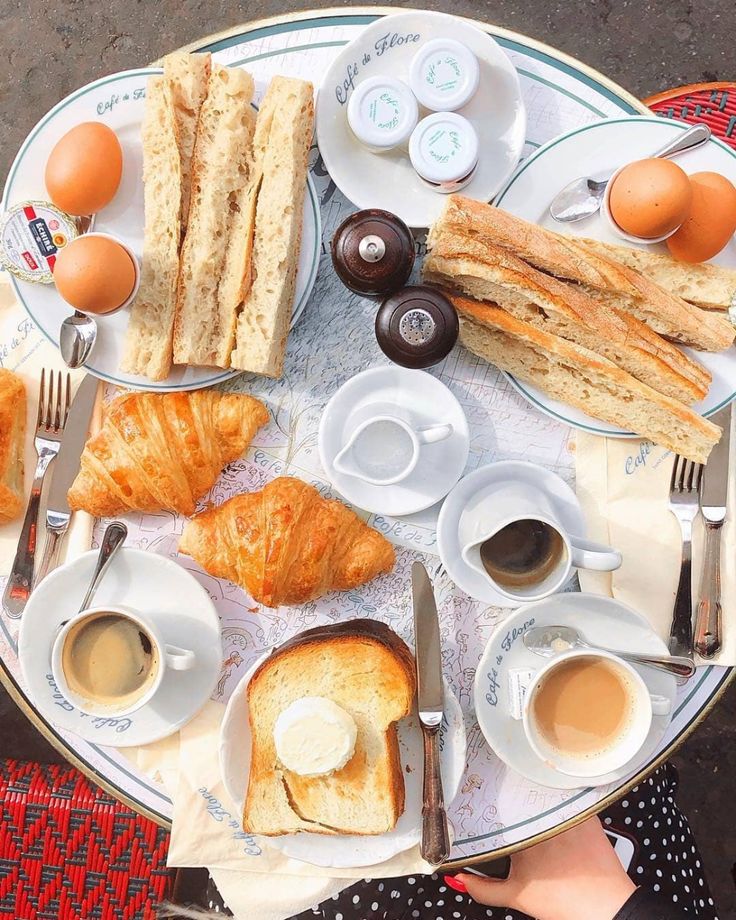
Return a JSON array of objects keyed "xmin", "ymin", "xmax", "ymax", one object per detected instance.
[
  {"xmin": 0, "ymin": 273, "xmax": 95, "ymax": 578},
  {"xmin": 576, "ymin": 431, "xmax": 736, "ymax": 666}
]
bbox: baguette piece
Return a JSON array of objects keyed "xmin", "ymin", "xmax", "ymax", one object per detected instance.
[
  {"xmin": 173, "ymin": 64, "xmax": 257, "ymax": 368},
  {"xmin": 121, "ymin": 75, "xmax": 182, "ymax": 380},
  {"xmin": 244, "ymin": 620, "xmax": 416, "ymax": 837},
  {"xmin": 577, "ymin": 237, "xmax": 736, "ymax": 311},
  {"xmin": 424, "ymin": 230, "xmax": 710, "ymax": 405},
  {"xmin": 451, "ymin": 295, "xmax": 721, "ymax": 463},
  {"xmin": 163, "ymin": 51, "xmax": 211, "ymax": 237},
  {"xmin": 0, "ymin": 369, "xmax": 26, "ymax": 522},
  {"xmin": 432, "ymin": 197, "xmax": 735, "ymax": 352},
  {"xmin": 230, "ymin": 76, "xmax": 314, "ymax": 378}
]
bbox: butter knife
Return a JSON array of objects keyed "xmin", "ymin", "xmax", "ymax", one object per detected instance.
[
  {"xmin": 35, "ymin": 374, "xmax": 99, "ymax": 586},
  {"xmin": 695, "ymin": 404, "xmax": 732, "ymax": 658},
  {"xmin": 411, "ymin": 561, "xmax": 450, "ymax": 867}
]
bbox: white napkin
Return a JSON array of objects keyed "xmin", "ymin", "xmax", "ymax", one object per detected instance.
[{"xmin": 576, "ymin": 431, "xmax": 736, "ymax": 665}]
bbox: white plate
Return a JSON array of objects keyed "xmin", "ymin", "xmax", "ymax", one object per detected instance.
[
  {"xmin": 219, "ymin": 647, "xmax": 467, "ymax": 869},
  {"xmin": 316, "ymin": 11, "xmax": 526, "ymax": 228},
  {"xmin": 18, "ymin": 549, "xmax": 222, "ymax": 746},
  {"xmin": 2, "ymin": 67, "xmax": 322, "ymax": 392},
  {"xmin": 495, "ymin": 115, "xmax": 736, "ymax": 435},
  {"xmin": 437, "ymin": 460, "xmax": 586, "ymax": 606},
  {"xmin": 473, "ymin": 593, "xmax": 677, "ymax": 789},
  {"xmin": 318, "ymin": 366, "xmax": 470, "ymax": 516}
]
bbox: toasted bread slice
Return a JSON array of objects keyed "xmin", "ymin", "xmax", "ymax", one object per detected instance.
[
  {"xmin": 431, "ymin": 197, "xmax": 735, "ymax": 352},
  {"xmin": 452, "ymin": 295, "xmax": 721, "ymax": 463},
  {"xmin": 121, "ymin": 75, "xmax": 181, "ymax": 381},
  {"xmin": 230, "ymin": 76, "xmax": 314, "ymax": 378},
  {"xmin": 424, "ymin": 230, "xmax": 710, "ymax": 405},
  {"xmin": 173, "ymin": 64, "xmax": 256, "ymax": 368},
  {"xmin": 244, "ymin": 620, "xmax": 416, "ymax": 837}
]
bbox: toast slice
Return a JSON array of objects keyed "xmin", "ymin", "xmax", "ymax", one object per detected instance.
[
  {"xmin": 173, "ymin": 64, "xmax": 257, "ymax": 367},
  {"xmin": 163, "ymin": 51, "xmax": 211, "ymax": 237},
  {"xmin": 452, "ymin": 295, "xmax": 721, "ymax": 463},
  {"xmin": 121, "ymin": 75, "xmax": 182, "ymax": 381},
  {"xmin": 431, "ymin": 197, "xmax": 735, "ymax": 352},
  {"xmin": 424, "ymin": 230, "xmax": 711, "ymax": 405},
  {"xmin": 230, "ymin": 76, "xmax": 314, "ymax": 378},
  {"xmin": 577, "ymin": 237, "xmax": 736, "ymax": 312},
  {"xmin": 244, "ymin": 619, "xmax": 416, "ymax": 837}
]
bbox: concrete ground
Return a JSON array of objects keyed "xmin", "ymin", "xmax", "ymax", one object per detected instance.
[{"xmin": 1, "ymin": 0, "xmax": 735, "ymax": 914}]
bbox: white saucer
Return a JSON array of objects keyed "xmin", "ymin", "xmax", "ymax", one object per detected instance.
[
  {"xmin": 318, "ymin": 366, "xmax": 470, "ymax": 517},
  {"xmin": 18, "ymin": 549, "xmax": 222, "ymax": 747},
  {"xmin": 473, "ymin": 593, "xmax": 677, "ymax": 790},
  {"xmin": 316, "ymin": 11, "xmax": 526, "ymax": 228},
  {"xmin": 437, "ymin": 460, "xmax": 585, "ymax": 606},
  {"xmin": 219, "ymin": 649, "xmax": 467, "ymax": 869}
]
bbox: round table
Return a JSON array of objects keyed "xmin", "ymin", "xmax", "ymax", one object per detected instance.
[{"xmin": 0, "ymin": 6, "xmax": 732, "ymax": 868}]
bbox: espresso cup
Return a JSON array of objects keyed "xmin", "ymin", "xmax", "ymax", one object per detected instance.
[
  {"xmin": 51, "ymin": 605, "xmax": 196, "ymax": 717},
  {"xmin": 522, "ymin": 649, "xmax": 671, "ymax": 778},
  {"xmin": 333, "ymin": 413, "xmax": 453, "ymax": 486},
  {"xmin": 458, "ymin": 480, "xmax": 621, "ymax": 604}
]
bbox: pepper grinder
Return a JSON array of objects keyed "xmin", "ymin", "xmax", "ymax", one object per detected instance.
[
  {"xmin": 375, "ymin": 284, "xmax": 459, "ymax": 369},
  {"xmin": 331, "ymin": 209, "xmax": 415, "ymax": 295}
]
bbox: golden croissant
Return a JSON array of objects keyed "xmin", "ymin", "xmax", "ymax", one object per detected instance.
[
  {"xmin": 179, "ymin": 477, "xmax": 396, "ymax": 607},
  {"xmin": 68, "ymin": 390, "xmax": 269, "ymax": 517}
]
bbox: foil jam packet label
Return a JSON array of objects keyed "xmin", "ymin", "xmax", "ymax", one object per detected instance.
[{"xmin": 0, "ymin": 200, "xmax": 78, "ymax": 283}]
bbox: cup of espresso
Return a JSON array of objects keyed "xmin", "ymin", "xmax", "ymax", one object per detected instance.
[
  {"xmin": 459, "ymin": 481, "xmax": 621, "ymax": 604},
  {"xmin": 51, "ymin": 606, "xmax": 196, "ymax": 717},
  {"xmin": 523, "ymin": 649, "xmax": 671, "ymax": 778}
]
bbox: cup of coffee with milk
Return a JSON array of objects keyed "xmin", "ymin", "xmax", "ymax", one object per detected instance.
[
  {"xmin": 51, "ymin": 606, "xmax": 196, "ymax": 717},
  {"xmin": 459, "ymin": 480, "xmax": 622, "ymax": 605}
]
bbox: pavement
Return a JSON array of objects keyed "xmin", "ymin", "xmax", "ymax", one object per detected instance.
[{"xmin": 1, "ymin": 0, "xmax": 735, "ymax": 914}]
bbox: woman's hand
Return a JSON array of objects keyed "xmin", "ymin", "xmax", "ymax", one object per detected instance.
[{"xmin": 447, "ymin": 817, "xmax": 636, "ymax": 920}]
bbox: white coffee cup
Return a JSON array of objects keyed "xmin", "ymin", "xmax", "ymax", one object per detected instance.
[
  {"xmin": 522, "ymin": 649, "xmax": 672, "ymax": 778},
  {"xmin": 458, "ymin": 480, "xmax": 621, "ymax": 604},
  {"xmin": 333, "ymin": 414, "xmax": 453, "ymax": 486},
  {"xmin": 51, "ymin": 605, "xmax": 196, "ymax": 717}
]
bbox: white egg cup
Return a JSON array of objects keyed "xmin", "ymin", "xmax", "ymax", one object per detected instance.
[{"xmin": 601, "ymin": 164, "xmax": 683, "ymax": 245}]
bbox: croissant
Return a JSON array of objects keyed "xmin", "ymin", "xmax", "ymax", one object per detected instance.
[
  {"xmin": 0, "ymin": 369, "xmax": 26, "ymax": 523},
  {"xmin": 179, "ymin": 477, "xmax": 396, "ymax": 607},
  {"xmin": 68, "ymin": 390, "xmax": 268, "ymax": 517}
]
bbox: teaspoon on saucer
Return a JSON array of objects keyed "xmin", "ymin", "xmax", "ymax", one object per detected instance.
[
  {"xmin": 523, "ymin": 624, "xmax": 695, "ymax": 680},
  {"xmin": 58, "ymin": 522, "xmax": 127, "ymax": 630}
]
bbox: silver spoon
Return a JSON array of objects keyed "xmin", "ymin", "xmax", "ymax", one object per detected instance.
[
  {"xmin": 523, "ymin": 624, "xmax": 695, "ymax": 680},
  {"xmin": 76, "ymin": 521, "xmax": 128, "ymax": 613},
  {"xmin": 548, "ymin": 123, "xmax": 711, "ymax": 223},
  {"xmin": 59, "ymin": 214, "xmax": 98, "ymax": 369}
]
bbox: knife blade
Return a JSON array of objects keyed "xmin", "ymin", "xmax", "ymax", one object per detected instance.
[
  {"xmin": 411, "ymin": 561, "xmax": 450, "ymax": 867},
  {"xmin": 695, "ymin": 403, "xmax": 732, "ymax": 658},
  {"xmin": 35, "ymin": 373, "xmax": 99, "ymax": 584}
]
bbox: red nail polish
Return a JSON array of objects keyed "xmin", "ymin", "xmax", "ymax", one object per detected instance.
[{"xmin": 444, "ymin": 875, "xmax": 467, "ymax": 893}]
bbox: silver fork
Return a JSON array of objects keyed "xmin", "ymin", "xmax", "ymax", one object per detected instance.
[
  {"xmin": 2, "ymin": 370, "xmax": 71, "ymax": 619},
  {"xmin": 668, "ymin": 454, "xmax": 703, "ymax": 661}
]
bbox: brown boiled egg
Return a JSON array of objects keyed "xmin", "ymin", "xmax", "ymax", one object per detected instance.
[
  {"xmin": 608, "ymin": 158, "xmax": 692, "ymax": 239},
  {"xmin": 45, "ymin": 122, "xmax": 123, "ymax": 216},
  {"xmin": 666, "ymin": 171, "xmax": 736, "ymax": 263},
  {"xmin": 53, "ymin": 234, "xmax": 137, "ymax": 314}
]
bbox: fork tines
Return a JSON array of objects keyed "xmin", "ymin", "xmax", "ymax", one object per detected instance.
[
  {"xmin": 669, "ymin": 453, "xmax": 703, "ymax": 495},
  {"xmin": 37, "ymin": 369, "xmax": 71, "ymax": 434}
]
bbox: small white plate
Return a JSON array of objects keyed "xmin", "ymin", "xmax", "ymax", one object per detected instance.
[
  {"xmin": 318, "ymin": 366, "xmax": 470, "ymax": 517},
  {"xmin": 2, "ymin": 67, "xmax": 321, "ymax": 392},
  {"xmin": 494, "ymin": 116, "xmax": 736, "ymax": 435},
  {"xmin": 316, "ymin": 11, "xmax": 526, "ymax": 228},
  {"xmin": 437, "ymin": 461, "xmax": 585, "ymax": 606},
  {"xmin": 18, "ymin": 549, "xmax": 222, "ymax": 747},
  {"xmin": 219, "ymin": 648, "xmax": 467, "ymax": 869},
  {"xmin": 473, "ymin": 593, "xmax": 677, "ymax": 790}
]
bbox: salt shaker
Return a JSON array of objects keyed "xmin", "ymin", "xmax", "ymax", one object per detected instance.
[
  {"xmin": 331, "ymin": 209, "xmax": 415, "ymax": 296},
  {"xmin": 375, "ymin": 284, "xmax": 459, "ymax": 368}
]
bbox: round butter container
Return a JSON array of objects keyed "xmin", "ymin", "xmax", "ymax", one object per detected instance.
[
  {"xmin": 409, "ymin": 112, "xmax": 479, "ymax": 193},
  {"xmin": 409, "ymin": 38, "xmax": 480, "ymax": 112},
  {"xmin": 347, "ymin": 76, "xmax": 419, "ymax": 153},
  {"xmin": 0, "ymin": 200, "xmax": 79, "ymax": 284}
]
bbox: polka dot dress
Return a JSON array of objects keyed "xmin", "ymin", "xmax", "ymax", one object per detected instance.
[{"xmin": 210, "ymin": 764, "xmax": 719, "ymax": 919}]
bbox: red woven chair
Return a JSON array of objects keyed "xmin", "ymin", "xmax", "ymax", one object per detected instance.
[
  {"xmin": 645, "ymin": 82, "xmax": 736, "ymax": 150},
  {"xmin": 0, "ymin": 761, "xmax": 171, "ymax": 919}
]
